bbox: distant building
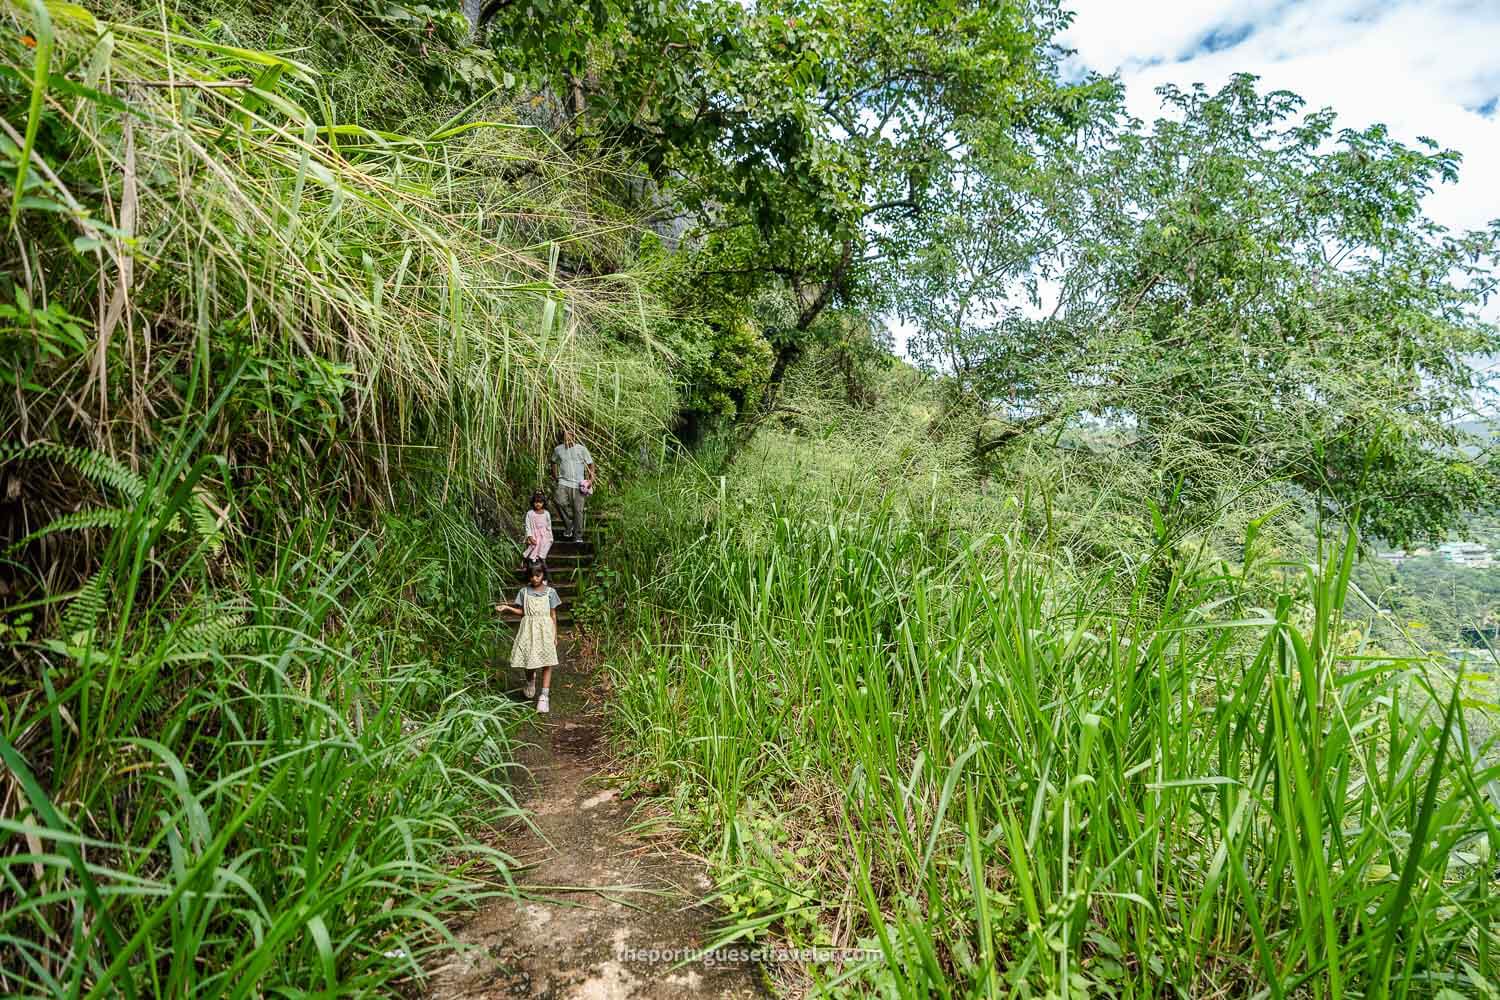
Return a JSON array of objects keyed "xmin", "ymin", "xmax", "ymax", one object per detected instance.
[
  {"xmin": 1376, "ymin": 551, "xmax": 1409, "ymax": 563},
  {"xmin": 1436, "ymin": 541, "xmax": 1495, "ymax": 568}
]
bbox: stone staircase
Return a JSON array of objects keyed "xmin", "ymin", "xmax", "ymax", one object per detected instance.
[{"xmin": 505, "ymin": 534, "xmax": 596, "ymax": 630}]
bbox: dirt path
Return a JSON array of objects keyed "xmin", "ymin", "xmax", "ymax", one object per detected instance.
[{"xmin": 424, "ymin": 637, "xmax": 771, "ymax": 1000}]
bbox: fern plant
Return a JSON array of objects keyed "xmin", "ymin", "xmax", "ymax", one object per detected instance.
[{"xmin": 2, "ymin": 442, "xmax": 224, "ymax": 560}]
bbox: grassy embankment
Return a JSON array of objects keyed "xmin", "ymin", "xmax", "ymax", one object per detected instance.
[
  {"xmin": 593, "ymin": 362, "xmax": 1500, "ymax": 997},
  {"xmin": 1, "ymin": 1, "xmax": 670, "ymax": 993}
]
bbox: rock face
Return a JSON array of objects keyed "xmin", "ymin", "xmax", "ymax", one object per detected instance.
[{"xmin": 460, "ymin": 0, "xmax": 486, "ymax": 34}]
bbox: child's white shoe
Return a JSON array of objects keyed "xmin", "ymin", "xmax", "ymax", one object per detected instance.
[
  {"xmin": 536, "ymin": 692, "xmax": 550, "ymax": 714},
  {"xmin": 524, "ymin": 676, "xmax": 536, "ymax": 699}
]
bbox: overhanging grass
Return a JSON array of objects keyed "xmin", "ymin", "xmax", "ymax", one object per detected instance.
[{"xmin": 0, "ymin": 451, "xmax": 529, "ymax": 994}]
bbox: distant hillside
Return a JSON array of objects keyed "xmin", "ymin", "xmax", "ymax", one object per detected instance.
[{"xmin": 1455, "ymin": 418, "xmax": 1497, "ymax": 441}]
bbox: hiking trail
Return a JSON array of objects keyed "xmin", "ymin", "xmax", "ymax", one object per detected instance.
[{"xmin": 424, "ymin": 533, "xmax": 771, "ymax": 1000}]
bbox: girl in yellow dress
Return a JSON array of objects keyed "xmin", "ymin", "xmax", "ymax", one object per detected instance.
[{"xmin": 497, "ymin": 561, "xmax": 561, "ymax": 713}]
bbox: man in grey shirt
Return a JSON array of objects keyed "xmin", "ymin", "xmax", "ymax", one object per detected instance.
[{"xmin": 550, "ymin": 429, "xmax": 596, "ymax": 540}]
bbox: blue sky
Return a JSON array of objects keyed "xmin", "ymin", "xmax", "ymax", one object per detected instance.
[{"xmin": 1060, "ymin": 0, "xmax": 1500, "ymax": 236}]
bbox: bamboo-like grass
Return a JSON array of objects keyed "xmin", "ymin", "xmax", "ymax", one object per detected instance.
[
  {"xmin": 0, "ymin": 443, "xmax": 531, "ymax": 995},
  {"xmin": 599, "ymin": 469, "xmax": 1500, "ymax": 997},
  {"xmin": 2, "ymin": 0, "xmax": 675, "ymax": 483},
  {"xmin": 1, "ymin": 0, "xmax": 680, "ymax": 993}
]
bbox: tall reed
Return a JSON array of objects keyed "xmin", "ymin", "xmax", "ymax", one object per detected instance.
[
  {"xmin": 1, "ymin": 0, "xmax": 674, "ymax": 493},
  {"xmin": 1, "ymin": 0, "xmax": 676, "ymax": 991},
  {"xmin": 599, "ymin": 475, "xmax": 1500, "ymax": 996}
]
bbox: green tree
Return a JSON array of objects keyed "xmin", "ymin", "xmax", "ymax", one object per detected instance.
[
  {"xmin": 898, "ymin": 115, "xmax": 1113, "ymax": 455},
  {"xmin": 907, "ymin": 75, "xmax": 1500, "ymax": 547},
  {"xmin": 469, "ymin": 0, "xmax": 1113, "ymax": 403}
]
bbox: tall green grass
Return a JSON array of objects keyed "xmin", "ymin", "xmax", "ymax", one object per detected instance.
[
  {"xmin": 0, "ymin": 0, "xmax": 674, "ymax": 488},
  {"xmin": 1, "ymin": 438, "xmax": 528, "ymax": 995},
  {"xmin": 598, "ymin": 474, "xmax": 1500, "ymax": 996},
  {"xmin": 0, "ymin": 0, "xmax": 680, "ymax": 992}
]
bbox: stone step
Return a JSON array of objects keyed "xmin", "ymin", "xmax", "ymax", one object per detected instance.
[
  {"xmin": 544, "ymin": 555, "xmax": 591, "ymax": 569},
  {"xmin": 520, "ymin": 549, "xmax": 594, "ymax": 564},
  {"xmin": 513, "ymin": 543, "xmax": 598, "ymax": 562}
]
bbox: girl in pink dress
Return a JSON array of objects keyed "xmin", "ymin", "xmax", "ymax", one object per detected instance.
[{"xmin": 522, "ymin": 491, "xmax": 553, "ymax": 567}]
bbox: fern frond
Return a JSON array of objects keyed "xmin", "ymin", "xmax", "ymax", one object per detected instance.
[
  {"xmin": 159, "ymin": 618, "xmax": 249, "ymax": 664},
  {"xmin": 59, "ymin": 568, "xmax": 110, "ymax": 640},
  {"xmin": 0, "ymin": 442, "xmax": 147, "ymax": 501},
  {"xmin": 190, "ymin": 491, "xmax": 225, "ymax": 554},
  {"xmin": 6, "ymin": 507, "xmax": 130, "ymax": 553}
]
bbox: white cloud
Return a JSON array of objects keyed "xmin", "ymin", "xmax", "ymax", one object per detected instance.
[
  {"xmin": 895, "ymin": 2, "xmax": 1500, "ymax": 359},
  {"xmin": 1059, "ymin": 0, "xmax": 1286, "ymax": 75},
  {"xmin": 1061, "ymin": 0, "xmax": 1500, "ymax": 233}
]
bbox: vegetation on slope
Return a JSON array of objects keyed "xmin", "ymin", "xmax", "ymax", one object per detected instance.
[
  {"xmin": 0, "ymin": 0, "xmax": 673, "ymax": 992},
  {"xmin": 2, "ymin": 0, "xmax": 1498, "ymax": 995},
  {"xmin": 594, "ymin": 358, "xmax": 1500, "ymax": 996}
]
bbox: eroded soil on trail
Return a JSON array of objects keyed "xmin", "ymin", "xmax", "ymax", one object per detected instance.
[{"xmin": 424, "ymin": 644, "xmax": 770, "ymax": 1000}]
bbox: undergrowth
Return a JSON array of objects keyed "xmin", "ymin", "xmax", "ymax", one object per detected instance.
[
  {"xmin": 0, "ymin": 0, "xmax": 676, "ymax": 992},
  {"xmin": 591, "ymin": 362, "xmax": 1500, "ymax": 998}
]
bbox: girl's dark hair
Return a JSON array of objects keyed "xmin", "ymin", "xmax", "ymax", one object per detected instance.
[
  {"xmin": 530, "ymin": 490, "xmax": 546, "ymax": 506},
  {"xmin": 525, "ymin": 558, "xmax": 547, "ymax": 581}
]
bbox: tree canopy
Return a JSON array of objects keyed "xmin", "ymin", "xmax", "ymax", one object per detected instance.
[
  {"xmin": 904, "ymin": 75, "xmax": 1500, "ymax": 547},
  {"xmin": 365, "ymin": 3, "xmax": 1498, "ymax": 543},
  {"xmin": 468, "ymin": 0, "xmax": 1112, "ymax": 385}
]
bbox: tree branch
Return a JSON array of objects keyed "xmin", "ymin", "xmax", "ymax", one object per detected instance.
[
  {"xmin": 795, "ymin": 238, "xmax": 855, "ymax": 331},
  {"xmin": 975, "ymin": 410, "xmax": 1065, "ymax": 456},
  {"xmin": 862, "ymin": 197, "xmax": 919, "ymax": 217}
]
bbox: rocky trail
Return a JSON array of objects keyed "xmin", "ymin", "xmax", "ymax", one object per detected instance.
[{"xmin": 423, "ymin": 536, "xmax": 771, "ymax": 1000}]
